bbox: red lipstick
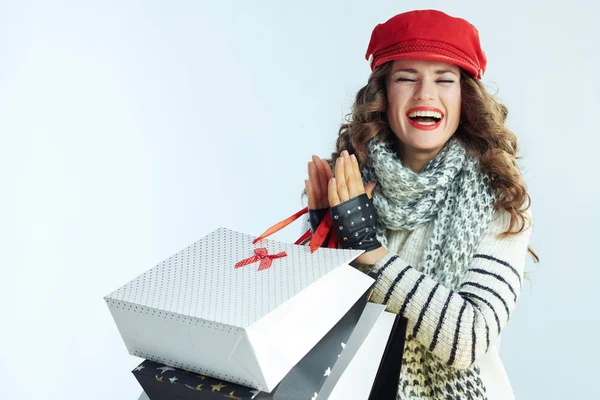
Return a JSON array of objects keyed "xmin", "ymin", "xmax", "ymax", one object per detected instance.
[{"xmin": 406, "ymin": 106, "xmax": 444, "ymax": 131}]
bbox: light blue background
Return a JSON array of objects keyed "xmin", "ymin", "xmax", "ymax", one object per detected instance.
[{"xmin": 1, "ymin": 1, "xmax": 597, "ymax": 399}]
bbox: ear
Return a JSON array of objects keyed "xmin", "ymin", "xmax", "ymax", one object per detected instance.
[{"xmin": 365, "ymin": 182, "xmax": 377, "ymax": 199}]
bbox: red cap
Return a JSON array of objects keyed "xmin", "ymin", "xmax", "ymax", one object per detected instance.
[{"xmin": 365, "ymin": 10, "xmax": 487, "ymax": 79}]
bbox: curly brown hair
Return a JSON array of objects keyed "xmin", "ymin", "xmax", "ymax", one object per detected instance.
[{"xmin": 322, "ymin": 61, "xmax": 538, "ymax": 262}]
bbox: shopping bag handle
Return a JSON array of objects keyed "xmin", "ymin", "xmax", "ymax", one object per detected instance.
[
  {"xmin": 368, "ymin": 314, "xmax": 408, "ymax": 400},
  {"xmin": 253, "ymin": 207, "xmax": 339, "ymax": 253}
]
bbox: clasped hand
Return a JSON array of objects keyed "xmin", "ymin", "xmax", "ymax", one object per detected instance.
[
  {"xmin": 305, "ymin": 150, "xmax": 386, "ymax": 264},
  {"xmin": 305, "ymin": 150, "xmax": 376, "ymax": 210}
]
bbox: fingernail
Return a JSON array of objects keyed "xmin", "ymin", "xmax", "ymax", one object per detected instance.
[{"xmin": 351, "ymin": 154, "xmax": 356, "ymax": 161}]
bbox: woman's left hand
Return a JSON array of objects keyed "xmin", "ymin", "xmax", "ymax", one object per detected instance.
[
  {"xmin": 328, "ymin": 150, "xmax": 388, "ymax": 265},
  {"xmin": 328, "ymin": 150, "xmax": 376, "ymax": 206}
]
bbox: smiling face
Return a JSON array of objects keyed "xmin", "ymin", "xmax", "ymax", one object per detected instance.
[{"xmin": 385, "ymin": 59, "xmax": 462, "ymax": 164}]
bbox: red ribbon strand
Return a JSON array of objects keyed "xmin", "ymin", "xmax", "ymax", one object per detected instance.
[
  {"xmin": 253, "ymin": 206, "xmax": 339, "ymax": 253},
  {"xmin": 253, "ymin": 207, "xmax": 309, "ymax": 244}
]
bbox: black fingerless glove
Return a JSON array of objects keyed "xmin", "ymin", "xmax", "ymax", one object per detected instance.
[{"xmin": 330, "ymin": 193, "xmax": 381, "ymax": 252}]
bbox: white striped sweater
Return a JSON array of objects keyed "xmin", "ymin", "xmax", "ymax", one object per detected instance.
[{"xmin": 369, "ymin": 208, "xmax": 532, "ymax": 371}]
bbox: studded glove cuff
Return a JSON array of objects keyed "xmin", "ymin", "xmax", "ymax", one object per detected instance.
[{"xmin": 330, "ymin": 193, "xmax": 381, "ymax": 252}]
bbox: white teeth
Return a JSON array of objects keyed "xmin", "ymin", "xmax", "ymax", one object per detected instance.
[
  {"xmin": 407, "ymin": 110, "xmax": 443, "ymax": 119},
  {"xmin": 415, "ymin": 121, "xmax": 437, "ymax": 125}
]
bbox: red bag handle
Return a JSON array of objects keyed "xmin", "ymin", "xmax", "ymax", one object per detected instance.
[{"xmin": 253, "ymin": 207, "xmax": 338, "ymax": 253}]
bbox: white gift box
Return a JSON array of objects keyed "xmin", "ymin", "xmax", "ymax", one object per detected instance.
[{"xmin": 105, "ymin": 227, "xmax": 373, "ymax": 392}]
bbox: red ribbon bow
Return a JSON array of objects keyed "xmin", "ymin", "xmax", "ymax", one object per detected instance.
[{"xmin": 234, "ymin": 247, "xmax": 288, "ymax": 271}]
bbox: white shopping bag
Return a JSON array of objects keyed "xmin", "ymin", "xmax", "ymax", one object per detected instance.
[
  {"xmin": 318, "ymin": 303, "xmax": 402, "ymax": 400},
  {"xmin": 105, "ymin": 227, "xmax": 373, "ymax": 392}
]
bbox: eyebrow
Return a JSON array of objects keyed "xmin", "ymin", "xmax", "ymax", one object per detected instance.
[{"xmin": 391, "ymin": 68, "xmax": 458, "ymax": 76}]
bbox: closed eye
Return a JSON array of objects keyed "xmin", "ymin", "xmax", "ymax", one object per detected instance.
[{"xmin": 394, "ymin": 78, "xmax": 455, "ymax": 83}]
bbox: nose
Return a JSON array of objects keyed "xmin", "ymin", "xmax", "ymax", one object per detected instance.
[{"xmin": 413, "ymin": 79, "xmax": 436, "ymax": 101}]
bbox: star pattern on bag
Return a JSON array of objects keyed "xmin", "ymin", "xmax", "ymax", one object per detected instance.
[
  {"xmin": 157, "ymin": 366, "xmax": 175, "ymax": 374},
  {"xmin": 337, "ymin": 341, "xmax": 346, "ymax": 358},
  {"xmin": 212, "ymin": 382, "xmax": 227, "ymax": 392}
]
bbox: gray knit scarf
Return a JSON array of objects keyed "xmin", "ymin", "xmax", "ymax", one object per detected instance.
[
  {"xmin": 361, "ymin": 136, "xmax": 496, "ymax": 289},
  {"xmin": 360, "ymin": 136, "xmax": 496, "ymax": 399}
]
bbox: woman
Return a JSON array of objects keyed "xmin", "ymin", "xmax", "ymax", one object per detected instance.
[{"xmin": 304, "ymin": 9, "xmax": 537, "ymax": 400}]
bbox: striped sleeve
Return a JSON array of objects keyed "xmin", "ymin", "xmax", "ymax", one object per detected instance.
[{"xmin": 369, "ymin": 208, "xmax": 533, "ymax": 369}]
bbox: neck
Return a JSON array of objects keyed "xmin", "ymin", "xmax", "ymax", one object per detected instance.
[{"xmin": 397, "ymin": 143, "xmax": 442, "ymax": 173}]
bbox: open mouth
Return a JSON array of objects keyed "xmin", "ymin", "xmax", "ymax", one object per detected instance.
[
  {"xmin": 407, "ymin": 110, "xmax": 442, "ymax": 125},
  {"xmin": 406, "ymin": 108, "xmax": 444, "ymax": 130}
]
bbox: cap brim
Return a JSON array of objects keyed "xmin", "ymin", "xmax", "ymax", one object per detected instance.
[{"xmin": 373, "ymin": 52, "xmax": 479, "ymax": 79}]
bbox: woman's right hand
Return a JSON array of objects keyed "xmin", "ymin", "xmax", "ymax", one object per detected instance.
[{"xmin": 305, "ymin": 155, "xmax": 333, "ymax": 210}]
